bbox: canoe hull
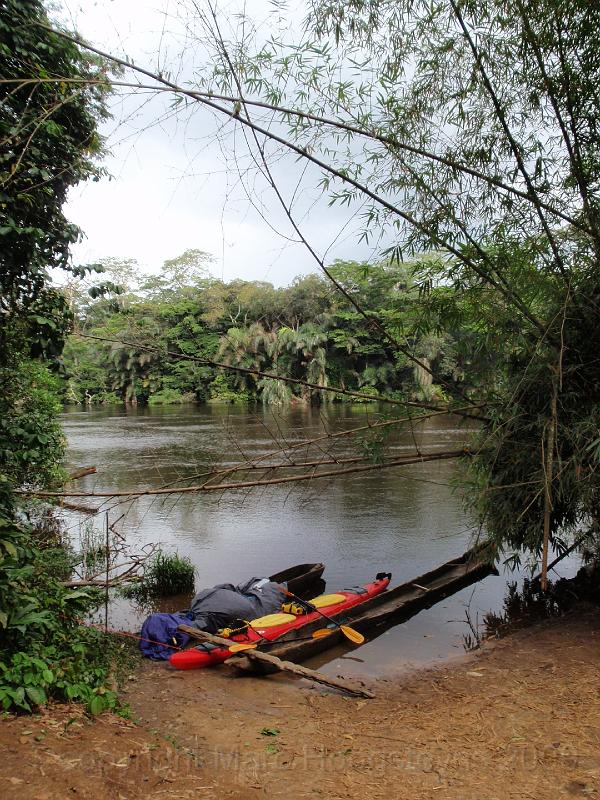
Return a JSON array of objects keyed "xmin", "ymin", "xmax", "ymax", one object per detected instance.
[
  {"xmin": 269, "ymin": 562, "xmax": 325, "ymax": 597},
  {"xmin": 244, "ymin": 542, "xmax": 496, "ymax": 669}
]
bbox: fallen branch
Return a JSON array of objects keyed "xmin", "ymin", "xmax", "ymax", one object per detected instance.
[
  {"xmin": 58, "ymin": 499, "xmax": 100, "ymax": 514},
  {"xmin": 161, "ymin": 406, "xmax": 470, "ymax": 491},
  {"xmin": 20, "ymin": 450, "xmax": 470, "ymax": 498},
  {"xmin": 177, "ymin": 625, "xmax": 374, "ymax": 699},
  {"xmin": 66, "ymin": 466, "xmax": 97, "ymax": 482},
  {"xmin": 61, "ymin": 576, "xmax": 143, "ymax": 588}
]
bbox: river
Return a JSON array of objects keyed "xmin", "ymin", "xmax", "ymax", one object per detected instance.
[{"xmin": 60, "ymin": 403, "xmax": 578, "ymax": 677}]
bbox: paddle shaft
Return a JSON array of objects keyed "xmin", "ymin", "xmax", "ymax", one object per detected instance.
[{"xmin": 285, "ymin": 590, "xmax": 351, "ymax": 632}]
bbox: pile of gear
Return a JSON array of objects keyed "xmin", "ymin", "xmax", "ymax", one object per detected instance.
[{"xmin": 140, "ymin": 576, "xmax": 287, "ymax": 660}]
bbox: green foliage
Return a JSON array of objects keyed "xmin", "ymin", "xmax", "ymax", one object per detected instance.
[
  {"xmin": 0, "ymin": 516, "xmax": 124, "ymax": 714},
  {"xmin": 64, "ymin": 257, "xmax": 462, "ymax": 407},
  {"xmin": 147, "ymin": 388, "xmax": 192, "ymax": 405},
  {"xmin": 0, "ymin": 0, "xmax": 119, "ymax": 716},
  {"xmin": 208, "ymin": 374, "xmax": 251, "ymax": 404},
  {"xmin": 123, "ymin": 551, "xmax": 195, "ymax": 599},
  {"xmin": 0, "ymin": 358, "xmax": 67, "ymax": 490},
  {"xmin": 0, "ymin": 0, "xmax": 108, "ymax": 362}
]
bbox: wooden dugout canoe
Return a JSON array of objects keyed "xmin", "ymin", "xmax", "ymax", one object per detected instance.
[
  {"xmin": 269, "ymin": 562, "xmax": 325, "ymax": 597},
  {"xmin": 234, "ymin": 542, "xmax": 497, "ymax": 672}
]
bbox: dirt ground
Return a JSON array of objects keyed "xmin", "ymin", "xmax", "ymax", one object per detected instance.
[{"xmin": 1, "ymin": 608, "xmax": 599, "ymax": 800}]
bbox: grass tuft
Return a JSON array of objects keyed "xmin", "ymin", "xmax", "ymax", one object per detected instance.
[{"xmin": 123, "ymin": 550, "xmax": 195, "ymax": 599}]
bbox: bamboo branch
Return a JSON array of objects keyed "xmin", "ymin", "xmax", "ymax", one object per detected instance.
[
  {"xmin": 20, "ymin": 450, "xmax": 469, "ymax": 499},
  {"xmin": 1, "ymin": 76, "xmax": 586, "ymax": 233},
  {"xmin": 541, "ymin": 372, "xmax": 558, "ymax": 591},
  {"xmin": 450, "ymin": 0, "xmax": 569, "ymax": 282}
]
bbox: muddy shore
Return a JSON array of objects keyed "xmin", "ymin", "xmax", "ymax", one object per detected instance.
[{"xmin": 1, "ymin": 608, "xmax": 599, "ymax": 799}]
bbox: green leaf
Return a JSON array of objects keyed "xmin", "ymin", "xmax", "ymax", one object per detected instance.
[
  {"xmin": 89, "ymin": 695, "xmax": 107, "ymax": 715},
  {"xmin": 25, "ymin": 686, "xmax": 47, "ymax": 707},
  {"xmin": 0, "ymin": 540, "xmax": 17, "ymax": 557}
]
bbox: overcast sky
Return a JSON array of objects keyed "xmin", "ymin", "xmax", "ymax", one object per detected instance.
[{"xmin": 57, "ymin": 0, "xmax": 381, "ymax": 286}]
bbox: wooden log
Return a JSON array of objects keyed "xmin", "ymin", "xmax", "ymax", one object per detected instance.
[
  {"xmin": 67, "ymin": 466, "xmax": 97, "ymax": 481},
  {"xmin": 254, "ymin": 543, "xmax": 497, "ymax": 665},
  {"xmin": 177, "ymin": 624, "xmax": 375, "ymax": 699},
  {"xmin": 59, "ymin": 500, "xmax": 100, "ymax": 514},
  {"xmin": 61, "ymin": 577, "xmax": 143, "ymax": 588}
]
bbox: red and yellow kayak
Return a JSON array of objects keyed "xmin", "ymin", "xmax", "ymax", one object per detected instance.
[{"xmin": 170, "ymin": 574, "xmax": 391, "ymax": 670}]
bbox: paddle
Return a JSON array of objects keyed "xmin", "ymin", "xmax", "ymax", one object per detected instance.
[
  {"xmin": 227, "ymin": 593, "xmax": 365, "ymax": 652},
  {"xmin": 311, "ymin": 628, "xmax": 335, "ymax": 639},
  {"xmin": 285, "ymin": 590, "xmax": 365, "ymax": 645},
  {"xmin": 228, "ymin": 627, "xmax": 331, "ymax": 652},
  {"xmin": 228, "ymin": 642, "xmax": 260, "ymax": 652}
]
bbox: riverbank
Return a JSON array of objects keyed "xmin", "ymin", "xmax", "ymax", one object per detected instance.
[{"xmin": 2, "ymin": 606, "xmax": 599, "ymax": 799}]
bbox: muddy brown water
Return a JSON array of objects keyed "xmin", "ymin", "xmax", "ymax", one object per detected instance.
[{"xmin": 60, "ymin": 403, "xmax": 580, "ymax": 676}]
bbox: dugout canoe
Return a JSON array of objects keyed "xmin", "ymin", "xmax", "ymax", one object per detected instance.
[
  {"xmin": 235, "ymin": 541, "xmax": 497, "ymax": 671},
  {"xmin": 269, "ymin": 562, "xmax": 325, "ymax": 597}
]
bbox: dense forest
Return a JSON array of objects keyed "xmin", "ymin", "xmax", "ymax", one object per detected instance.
[{"xmin": 62, "ymin": 250, "xmax": 478, "ymax": 407}]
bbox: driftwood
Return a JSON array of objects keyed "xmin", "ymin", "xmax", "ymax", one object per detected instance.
[
  {"xmin": 59, "ymin": 499, "xmax": 100, "ymax": 514},
  {"xmin": 55, "ymin": 468, "xmax": 99, "ymax": 513},
  {"xmin": 67, "ymin": 466, "xmax": 97, "ymax": 482},
  {"xmin": 61, "ymin": 576, "xmax": 143, "ymax": 589},
  {"xmin": 177, "ymin": 624, "xmax": 375, "ymax": 699}
]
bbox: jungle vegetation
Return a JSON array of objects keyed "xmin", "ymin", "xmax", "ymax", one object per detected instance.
[
  {"xmin": 0, "ymin": 0, "xmax": 129, "ymax": 714},
  {"xmin": 2, "ymin": 0, "xmax": 600, "ymax": 714},
  {"xmin": 61, "ymin": 252, "xmax": 475, "ymax": 407}
]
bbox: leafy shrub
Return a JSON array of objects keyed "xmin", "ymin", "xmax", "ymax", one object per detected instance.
[
  {"xmin": 0, "ymin": 515, "xmax": 127, "ymax": 714},
  {"xmin": 0, "ymin": 360, "xmax": 67, "ymax": 489},
  {"xmin": 92, "ymin": 390, "xmax": 121, "ymax": 406},
  {"xmin": 148, "ymin": 388, "xmax": 185, "ymax": 405},
  {"xmin": 208, "ymin": 374, "xmax": 250, "ymax": 404}
]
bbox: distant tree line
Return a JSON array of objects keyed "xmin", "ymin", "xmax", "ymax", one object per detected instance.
[{"xmin": 61, "ymin": 250, "xmax": 482, "ymax": 407}]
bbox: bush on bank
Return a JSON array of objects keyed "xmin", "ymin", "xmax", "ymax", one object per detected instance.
[{"xmin": 0, "ymin": 513, "xmax": 127, "ymax": 714}]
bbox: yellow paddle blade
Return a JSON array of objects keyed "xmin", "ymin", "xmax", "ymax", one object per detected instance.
[
  {"xmin": 340, "ymin": 625, "xmax": 365, "ymax": 645},
  {"xmin": 312, "ymin": 626, "xmax": 365, "ymax": 644},
  {"xmin": 312, "ymin": 628, "xmax": 334, "ymax": 639},
  {"xmin": 228, "ymin": 642, "xmax": 258, "ymax": 653}
]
